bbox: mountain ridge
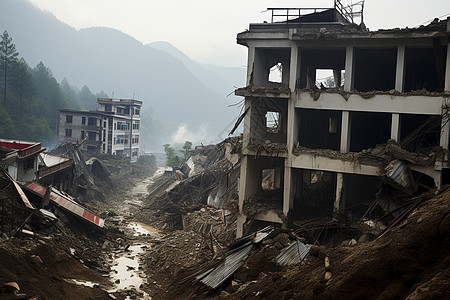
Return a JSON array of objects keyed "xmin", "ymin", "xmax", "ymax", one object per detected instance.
[{"xmin": 0, "ymin": 0, "xmax": 245, "ymax": 151}]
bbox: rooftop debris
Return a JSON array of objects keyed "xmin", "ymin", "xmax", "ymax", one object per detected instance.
[
  {"xmin": 50, "ymin": 142, "xmax": 95, "ymax": 187},
  {"xmin": 0, "ymin": 167, "xmax": 35, "ymax": 237},
  {"xmin": 198, "ymin": 242, "xmax": 253, "ymax": 289},
  {"xmin": 276, "ymin": 240, "xmax": 312, "ymax": 267},
  {"xmin": 196, "ymin": 226, "xmax": 275, "ymax": 289},
  {"xmin": 23, "ymin": 182, "xmax": 104, "ymax": 228},
  {"xmin": 38, "ymin": 152, "xmax": 72, "ymax": 175}
]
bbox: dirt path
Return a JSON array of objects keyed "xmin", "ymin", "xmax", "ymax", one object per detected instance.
[{"xmin": 102, "ymin": 167, "xmax": 165, "ymax": 299}]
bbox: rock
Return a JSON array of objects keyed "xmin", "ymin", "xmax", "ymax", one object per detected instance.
[
  {"xmin": 234, "ymin": 266, "xmax": 249, "ymax": 282},
  {"xmin": 349, "ymin": 239, "xmax": 357, "ymax": 246},
  {"xmin": 31, "ymin": 255, "xmax": 43, "ymax": 264},
  {"xmin": 274, "ymin": 241, "xmax": 284, "ymax": 250},
  {"xmin": 309, "ymin": 245, "xmax": 320, "ymax": 256},
  {"xmin": 358, "ymin": 233, "xmax": 373, "ymax": 243},
  {"xmin": 262, "ymin": 238, "xmax": 274, "ymax": 245}
]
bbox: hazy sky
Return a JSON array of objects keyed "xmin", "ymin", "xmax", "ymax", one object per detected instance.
[{"xmin": 28, "ymin": 0, "xmax": 450, "ymax": 67}]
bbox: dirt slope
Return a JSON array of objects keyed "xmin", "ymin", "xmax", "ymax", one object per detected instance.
[{"xmin": 217, "ymin": 188, "xmax": 450, "ymax": 300}]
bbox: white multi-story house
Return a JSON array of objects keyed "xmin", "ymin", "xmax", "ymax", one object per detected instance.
[
  {"xmin": 58, "ymin": 110, "xmax": 103, "ymax": 152},
  {"xmin": 235, "ymin": 4, "xmax": 450, "ymax": 237},
  {"xmin": 58, "ymin": 98, "xmax": 142, "ymax": 161}
]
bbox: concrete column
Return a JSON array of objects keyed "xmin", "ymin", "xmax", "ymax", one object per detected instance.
[
  {"xmin": 445, "ymin": 39, "xmax": 450, "ymax": 92},
  {"xmin": 333, "ymin": 69, "xmax": 342, "ymax": 87},
  {"xmin": 344, "ymin": 46, "xmax": 354, "ymax": 92},
  {"xmin": 395, "ymin": 45, "xmax": 405, "ymax": 92},
  {"xmin": 440, "ymin": 107, "xmax": 450, "ymax": 149},
  {"xmin": 236, "ymin": 213, "xmax": 246, "ymax": 238},
  {"xmin": 283, "ymin": 96, "xmax": 297, "ymax": 215},
  {"xmin": 441, "ymin": 40, "xmax": 450, "ymax": 150},
  {"xmin": 238, "ymin": 156, "xmax": 259, "ymax": 213},
  {"xmin": 283, "ymin": 165, "xmax": 293, "ymax": 215},
  {"xmin": 274, "ymin": 167, "xmax": 282, "ymax": 188},
  {"xmin": 340, "ymin": 111, "xmax": 351, "ymax": 153},
  {"xmin": 246, "ymin": 46, "xmax": 255, "ymax": 86},
  {"xmin": 289, "ymin": 45, "xmax": 298, "ymax": 92},
  {"xmin": 391, "ymin": 113, "xmax": 401, "ymax": 141},
  {"xmin": 333, "ymin": 173, "xmax": 344, "ymax": 218},
  {"xmin": 242, "ymin": 99, "xmax": 252, "ymax": 150}
]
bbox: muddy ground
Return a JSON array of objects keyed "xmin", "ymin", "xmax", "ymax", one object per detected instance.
[{"xmin": 2, "ymin": 145, "xmax": 450, "ymax": 299}]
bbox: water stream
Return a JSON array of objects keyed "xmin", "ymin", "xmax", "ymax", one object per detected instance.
[{"xmin": 107, "ymin": 167, "xmax": 164, "ymax": 298}]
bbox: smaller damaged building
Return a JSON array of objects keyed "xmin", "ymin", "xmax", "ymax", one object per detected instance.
[
  {"xmin": 235, "ymin": 3, "xmax": 450, "ymax": 237},
  {"xmin": 59, "ymin": 98, "xmax": 143, "ymax": 162},
  {"xmin": 0, "ymin": 139, "xmax": 45, "ymax": 182}
]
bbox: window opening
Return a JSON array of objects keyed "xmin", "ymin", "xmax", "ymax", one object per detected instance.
[
  {"xmin": 266, "ymin": 111, "xmax": 280, "ymax": 133},
  {"xmin": 268, "ymin": 63, "xmax": 282, "ymax": 83}
]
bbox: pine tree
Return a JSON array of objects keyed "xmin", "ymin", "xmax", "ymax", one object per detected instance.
[{"xmin": 0, "ymin": 30, "xmax": 19, "ymax": 108}]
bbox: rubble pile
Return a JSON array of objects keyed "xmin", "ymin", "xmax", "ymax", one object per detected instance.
[
  {"xmin": 213, "ymin": 187, "xmax": 450, "ymax": 300},
  {"xmin": 138, "ymin": 138, "xmax": 240, "ymax": 231},
  {"xmin": 155, "ymin": 186, "xmax": 450, "ymax": 299}
]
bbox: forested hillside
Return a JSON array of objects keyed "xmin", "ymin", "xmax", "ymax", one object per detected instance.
[{"xmin": 0, "ymin": 30, "xmax": 107, "ymax": 145}]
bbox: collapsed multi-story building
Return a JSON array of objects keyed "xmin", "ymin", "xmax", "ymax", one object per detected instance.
[
  {"xmin": 59, "ymin": 98, "xmax": 142, "ymax": 161},
  {"xmin": 235, "ymin": 3, "xmax": 450, "ymax": 237}
]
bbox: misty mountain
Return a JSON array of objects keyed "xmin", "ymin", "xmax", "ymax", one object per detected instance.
[{"xmin": 0, "ymin": 0, "xmax": 246, "ymax": 151}]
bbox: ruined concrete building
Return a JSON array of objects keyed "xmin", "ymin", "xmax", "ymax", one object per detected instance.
[
  {"xmin": 0, "ymin": 139, "xmax": 45, "ymax": 182},
  {"xmin": 235, "ymin": 4, "xmax": 450, "ymax": 237},
  {"xmin": 0, "ymin": 139, "xmax": 74, "ymax": 191},
  {"xmin": 59, "ymin": 98, "xmax": 142, "ymax": 161}
]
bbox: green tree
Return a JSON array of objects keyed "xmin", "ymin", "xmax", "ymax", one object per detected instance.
[
  {"xmin": 32, "ymin": 61, "xmax": 71, "ymax": 139},
  {"xmin": 60, "ymin": 78, "xmax": 79, "ymax": 108},
  {"xmin": 164, "ymin": 144, "xmax": 181, "ymax": 167},
  {"xmin": 0, "ymin": 30, "xmax": 19, "ymax": 108},
  {"xmin": 0, "ymin": 104, "xmax": 16, "ymax": 138},
  {"xmin": 10, "ymin": 58, "xmax": 34, "ymax": 120},
  {"xmin": 180, "ymin": 141, "xmax": 192, "ymax": 160},
  {"xmin": 77, "ymin": 85, "xmax": 97, "ymax": 110}
]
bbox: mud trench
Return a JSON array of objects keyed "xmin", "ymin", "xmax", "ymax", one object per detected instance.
[{"xmin": 97, "ymin": 167, "xmax": 165, "ymax": 299}]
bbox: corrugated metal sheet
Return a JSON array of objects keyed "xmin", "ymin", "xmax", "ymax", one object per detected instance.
[
  {"xmin": 199, "ymin": 241, "xmax": 253, "ymax": 289},
  {"xmin": 253, "ymin": 226, "xmax": 275, "ymax": 243},
  {"xmin": 385, "ymin": 159, "xmax": 416, "ymax": 195},
  {"xmin": 24, "ymin": 182, "xmax": 104, "ymax": 228},
  {"xmin": 197, "ymin": 226, "xmax": 275, "ymax": 289},
  {"xmin": 276, "ymin": 240, "xmax": 311, "ymax": 266}
]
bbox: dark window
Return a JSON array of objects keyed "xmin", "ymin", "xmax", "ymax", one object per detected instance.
[
  {"xmin": 105, "ymin": 104, "xmax": 112, "ymax": 112},
  {"xmin": 66, "ymin": 115, "xmax": 73, "ymax": 123},
  {"xmin": 88, "ymin": 118, "xmax": 96, "ymax": 125},
  {"xmin": 23, "ymin": 158, "xmax": 34, "ymax": 170},
  {"xmin": 103, "ymin": 121, "xmax": 106, "ymax": 128},
  {"xmin": 88, "ymin": 132, "xmax": 96, "ymax": 140},
  {"xmin": 82, "ymin": 117, "xmax": 86, "ymax": 124},
  {"xmin": 65, "ymin": 129, "xmax": 72, "ymax": 137},
  {"xmin": 81, "ymin": 130, "xmax": 85, "ymax": 139}
]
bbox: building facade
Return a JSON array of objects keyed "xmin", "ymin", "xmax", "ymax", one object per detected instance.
[
  {"xmin": 236, "ymin": 6, "xmax": 450, "ymax": 237},
  {"xmin": 58, "ymin": 98, "xmax": 142, "ymax": 161},
  {"xmin": 96, "ymin": 98, "xmax": 142, "ymax": 161},
  {"xmin": 58, "ymin": 110, "xmax": 103, "ymax": 152},
  {"xmin": 0, "ymin": 139, "xmax": 45, "ymax": 182}
]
